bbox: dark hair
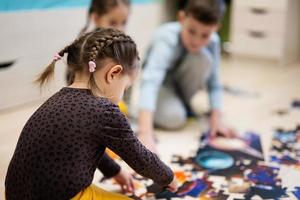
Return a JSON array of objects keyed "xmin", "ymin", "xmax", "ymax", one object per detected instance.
[
  {"xmin": 184, "ymin": 0, "xmax": 226, "ymax": 24},
  {"xmin": 80, "ymin": 0, "xmax": 131, "ymax": 35},
  {"xmin": 36, "ymin": 28, "xmax": 139, "ymax": 95}
]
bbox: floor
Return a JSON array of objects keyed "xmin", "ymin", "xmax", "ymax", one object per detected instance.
[{"xmin": 1, "ymin": 57, "xmax": 300, "ymax": 198}]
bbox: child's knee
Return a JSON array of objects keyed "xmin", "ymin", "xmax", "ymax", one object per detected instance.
[{"xmin": 154, "ymin": 108, "xmax": 187, "ymax": 130}]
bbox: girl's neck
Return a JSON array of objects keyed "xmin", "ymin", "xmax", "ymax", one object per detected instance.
[
  {"xmin": 68, "ymin": 72, "xmax": 90, "ymax": 89},
  {"xmin": 69, "ymin": 80, "xmax": 89, "ymax": 89},
  {"xmin": 68, "ymin": 72, "xmax": 115, "ymax": 102},
  {"xmin": 69, "ymin": 78, "xmax": 109, "ymax": 100}
]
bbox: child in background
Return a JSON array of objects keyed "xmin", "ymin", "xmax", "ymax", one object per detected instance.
[
  {"xmin": 67, "ymin": 0, "xmax": 131, "ymax": 85},
  {"xmin": 80, "ymin": 0, "xmax": 130, "ymax": 34},
  {"xmin": 138, "ymin": 0, "xmax": 236, "ymax": 153},
  {"xmin": 5, "ymin": 28, "xmax": 177, "ymax": 200}
]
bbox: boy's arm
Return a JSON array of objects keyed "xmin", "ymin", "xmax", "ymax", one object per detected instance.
[
  {"xmin": 137, "ymin": 110, "xmax": 156, "ymax": 151},
  {"xmin": 139, "ymin": 40, "xmax": 175, "ymax": 112},
  {"xmin": 138, "ymin": 39, "xmax": 176, "ymax": 151},
  {"xmin": 207, "ymin": 34, "xmax": 223, "ymax": 111},
  {"xmin": 207, "ymin": 34, "xmax": 236, "ymax": 138},
  {"xmin": 207, "ymin": 35, "xmax": 223, "ymax": 137}
]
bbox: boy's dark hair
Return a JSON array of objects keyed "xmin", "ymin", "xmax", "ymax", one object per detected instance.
[
  {"xmin": 80, "ymin": 0, "xmax": 131, "ymax": 35},
  {"xmin": 36, "ymin": 28, "xmax": 139, "ymax": 95},
  {"xmin": 184, "ymin": 0, "xmax": 226, "ymax": 24}
]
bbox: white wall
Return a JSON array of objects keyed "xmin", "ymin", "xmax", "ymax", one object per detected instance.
[{"xmin": 0, "ymin": 2, "xmax": 166, "ymax": 110}]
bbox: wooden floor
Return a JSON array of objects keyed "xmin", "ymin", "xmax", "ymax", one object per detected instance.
[{"xmin": 1, "ymin": 57, "xmax": 300, "ymax": 198}]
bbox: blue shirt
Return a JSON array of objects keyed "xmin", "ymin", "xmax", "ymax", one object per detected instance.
[{"xmin": 139, "ymin": 22, "xmax": 223, "ymax": 112}]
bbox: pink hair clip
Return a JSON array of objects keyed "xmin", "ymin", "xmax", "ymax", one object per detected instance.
[
  {"xmin": 53, "ymin": 53, "xmax": 62, "ymax": 61},
  {"xmin": 88, "ymin": 61, "xmax": 96, "ymax": 72}
]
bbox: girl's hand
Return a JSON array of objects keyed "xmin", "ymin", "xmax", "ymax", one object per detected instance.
[
  {"xmin": 166, "ymin": 176, "xmax": 178, "ymax": 192},
  {"xmin": 113, "ymin": 168, "xmax": 135, "ymax": 194}
]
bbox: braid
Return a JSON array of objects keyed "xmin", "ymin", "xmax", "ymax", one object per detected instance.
[
  {"xmin": 87, "ymin": 32, "xmax": 135, "ymax": 62},
  {"xmin": 58, "ymin": 45, "xmax": 70, "ymax": 57},
  {"xmin": 36, "ymin": 32, "xmax": 92, "ymax": 87},
  {"xmin": 60, "ymin": 36, "xmax": 85, "ymax": 59},
  {"xmin": 35, "ymin": 43, "xmax": 73, "ymax": 87},
  {"xmin": 65, "ymin": 33, "xmax": 93, "ymax": 85},
  {"xmin": 80, "ymin": 29, "xmax": 138, "ymax": 96}
]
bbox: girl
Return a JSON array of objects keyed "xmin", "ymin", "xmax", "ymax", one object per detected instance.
[
  {"xmin": 67, "ymin": 0, "xmax": 132, "ymax": 113},
  {"xmin": 68, "ymin": 0, "xmax": 131, "ymax": 84},
  {"xmin": 5, "ymin": 28, "xmax": 177, "ymax": 200},
  {"xmin": 80, "ymin": 0, "xmax": 130, "ymax": 34}
]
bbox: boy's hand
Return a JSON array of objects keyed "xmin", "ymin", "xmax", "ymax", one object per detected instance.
[
  {"xmin": 166, "ymin": 176, "xmax": 178, "ymax": 192},
  {"xmin": 138, "ymin": 110, "xmax": 158, "ymax": 154},
  {"xmin": 210, "ymin": 122, "xmax": 236, "ymax": 138},
  {"xmin": 113, "ymin": 168, "xmax": 135, "ymax": 194},
  {"xmin": 138, "ymin": 132, "xmax": 158, "ymax": 154},
  {"xmin": 209, "ymin": 110, "xmax": 237, "ymax": 138}
]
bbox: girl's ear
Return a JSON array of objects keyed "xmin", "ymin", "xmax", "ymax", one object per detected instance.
[{"xmin": 105, "ymin": 65, "xmax": 123, "ymax": 83}]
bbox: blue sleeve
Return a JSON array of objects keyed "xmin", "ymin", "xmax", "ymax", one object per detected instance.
[
  {"xmin": 207, "ymin": 34, "xmax": 223, "ymax": 110},
  {"xmin": 138, "ymin": 39, "xmax": 175, "ymax": 111}
]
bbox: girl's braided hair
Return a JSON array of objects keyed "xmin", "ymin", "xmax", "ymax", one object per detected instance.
[{"xmin": 36, "ymin": 28, "xmax": 139, "ymax": 95}]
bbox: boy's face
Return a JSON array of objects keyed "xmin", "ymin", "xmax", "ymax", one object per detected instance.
[{"xmin": 179, "ymin": 12, "xmax": 219, "ymax": 53}]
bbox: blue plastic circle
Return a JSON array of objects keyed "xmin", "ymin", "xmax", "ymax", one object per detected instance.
[{"xmin": 195, "ymin": 150, "xmax": 234, "ymax": 170}]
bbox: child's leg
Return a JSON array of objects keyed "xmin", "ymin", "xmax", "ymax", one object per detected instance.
[
  {"xmin": 153, "ymin": 49, "xmax": 213, "ymax": 130},
  {"xmin": 71, "ymin": 184, "xmax": 133, "ymax": 200},
  {"xmin": 154, "ymin": 85, "xmax": 187, "ymax": 130},
  {"xmin": 173, "ymin": 49, "xmax": 213, "ymax": 112}
]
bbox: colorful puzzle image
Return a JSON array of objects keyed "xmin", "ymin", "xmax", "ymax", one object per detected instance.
[
  {"xmin": 100, "ymin": 131, "xmax": 300, "ymax": 199},
  {"xmin": 193, "ymin": 132, "xmax": 264, "ymax": 178},
  {"xmin": 126, "ymin": 171, "xmax": 230, "ymax": 200}
]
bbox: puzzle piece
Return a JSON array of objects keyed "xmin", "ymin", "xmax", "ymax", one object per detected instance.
[
  {"xmin": 244, "ymin": 165, "xmax": 280, "ymax": 186},
  {"xmin": 291, "ymin": 100, "xmax": 300, "ymax": 109},
  {"xmin": 244, "ymin": 185, "xmax": 288, "ymax": 200},
  {"xmin": 293, "ymin": 187, "xmax": 300, "ymax": 200},
  {"xmin": 228, "ymin": 178, "xmax": 251, "ymax": 193},
  {"xmin": 177, "ymin": 179, "xmax": 210, "ymax": 197},
  {"xmin": 270, "ymin": 127, "xmax": 300, "ymax": 170}
]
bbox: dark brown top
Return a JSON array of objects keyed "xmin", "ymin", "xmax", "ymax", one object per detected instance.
[{"xmin": 5, "ymin": 87, "xmax": 173, "ymax": 200}]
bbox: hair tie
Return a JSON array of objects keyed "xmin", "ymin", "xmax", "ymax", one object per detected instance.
[
  {"xmin": 53, "ymin": 53, "xmax": 62, "ymax": 62},
  {"xmin": 88, "ymin": 61, "xmax": 96, "ymax": 72}
]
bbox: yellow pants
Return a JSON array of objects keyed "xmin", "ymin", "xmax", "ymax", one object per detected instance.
[{"xmin": 71, "ymin": 184, "xmax": 133, "ymax": 200}]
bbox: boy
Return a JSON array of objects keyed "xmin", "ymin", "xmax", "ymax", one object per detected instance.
[{"xmin": 138, "ymin": 0, "xmax": 235, "ymax": 152}]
